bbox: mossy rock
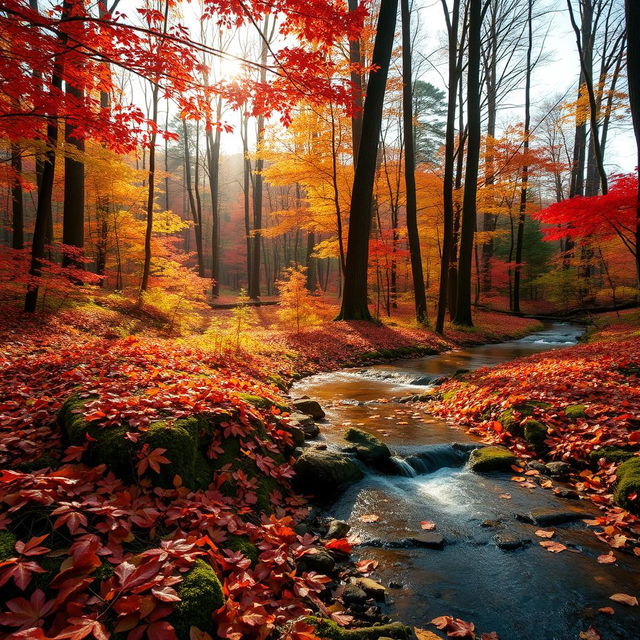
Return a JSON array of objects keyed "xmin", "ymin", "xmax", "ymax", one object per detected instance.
[
  {"xmin": 469, "ymin": 446, "xmax": 517, "ymax": 472},
  {"xmin": 170, "ymin": 560, "xmax": 224, "ymax": 640},
  {"xmin": 268, "ymin": 374, "xmax": 288, "ymax": 391},
  {"xmin": 564, "ymin": 404, "xmax": 586, "ymax": 419},
  {"xmin": 618, "ymin": 363, "xmax": 640, "ymax": 377},
  {"xmin": 613, "ymin": 457, "xmax": 640, "ymax": 513},
  {"xmin": 589, "ymin": 446, "xmax": 637, "ymax": 465},
  {"xmin": 17, "ymin": 453, "xmax": 60, "ymax": 473},
  {"xmin": 293, "ymin": 449, "xmax": 363, "ymax": 497},
  {"xmin": 499, "ymin": 401, "xmax": 550, "ymax": 436},
  {"xmin": 306, "ymin": 616, "xmax": 411, "ymax": 640},
  {"xmin": 237, "ymin": 392, "xmax": 289, "ymax": 413},
  {"xmin": 524, "ymin": 420, "xmax": 548, "ymax": 454},
  {"xmin": 225, "ymin": 535, "xmax": 259, "ymax": 565},
  {"xmin": 0, "ymin": 531, "xmax": 16, "ymax": 562},
  {"xmin": 345, "ymin": 428, "xmax": 391, "ymax": 470}
]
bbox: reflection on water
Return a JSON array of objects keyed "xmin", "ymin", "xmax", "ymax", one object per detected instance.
[{"xmin": 291, "ymin": 324, "xmax": 640, "ymax": 640}]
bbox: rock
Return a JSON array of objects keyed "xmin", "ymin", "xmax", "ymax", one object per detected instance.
[
  {"xmin": 589, "ymin": 447, "xmax": 636, "ymax": 464},
  {"xmin": 564, "ymin": 404, "xmax": 586, "ymax": 419},
  {"xmin": 527, "ymin": 461, "xmax": 549, "ymax": 475},
  {"xmin": 554, "ymin": 488, "xmax": 579, "ymax": 500},
  {"xmin": 292, "ymin": 399, "xmax": 325, "ymax": 420},
  {"xmin": 293, "ymin": 450, "xmax": 363, "ymax": 496},
  {"xmin": 285, "ymin": 424, "xmax": 306, "ymax": 447},
  {"xmin": 345, "ymin": 427, "xmax": 392, "ymax": 470},
  {"xmin": 494, "ymin": 533, "xmax": 529, "ymax": 550},
  {"xmin": 432, "ymin": 376, "xmax": 449, "ymax": 386},
  {"xmin": 468, "ymin": 446, "xmax": 517, "ymax": 472},
  {"xmin": 545, "ymin": 461, "xmax": 571, "ymax": 477},
  {"xmin": 326, "ymin": 519, "xmax": 351, "ymax": 540},
  {"xmin": 342, "ymin": 583, "xmax": 368, "ymax": 605},
  {"xmin": 306, "ymin": 617, "xmax": 412, "ymax": 640},
  {"xmin": 411, "ymin": 376, "xmax": 432, "ymax": 385},
  {"xmin": 296, "ymin": 548, "xmax": 336, "ymax": 575},
  {"xmin": 523, "ymin": 420, "xmax": 548, "ymax": 453},
  {"xmin": 389, "ymin": 581, "xmax": 403, "ymax": 589},
  {"xmin": 289, "ymin": 412, "xmax": 315, "ymax": 429},
  {"xmin": 453, "ymin": 368, "xmax": 469, "ymax": 377},
  {"xmin": 481, "ymin": 519, "xmax": 503, "ymax": 529},
  {"xmin": 614, "ymin": 457, "xmax": 640, "ymax": 514},
  {"xmin": 398, "ymin": 395, "xmax": 417, "ymax": 403},
  {"xmin": 355, "ymin": 577, "xmax": 386, "ymax": 601},
  {"xmin": 312, "ymin": 443, "xmax": 327, "ymax": 451},
  {"xmin": 403, "ymin": 532, "xmax": 445, "ymax": 549},
  {"xmin": 516, "ymin": 507, "xmax": 593, "ymax": 526}
]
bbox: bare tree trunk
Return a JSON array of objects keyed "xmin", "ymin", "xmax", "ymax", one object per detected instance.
[
  {"xmin": 10, "ymin": 145, "xmax": 23, "ymax": 250},
  {"xmin": 207, "ymin": 96, "xmax": 222, "ymax": 296},
  {"xmin": 337, "ymin": 0, "xmax": 399, "ymax": 321},
  {"xmin": 348, "ymin": 0, "xmax": 364, "ymax": 163}
]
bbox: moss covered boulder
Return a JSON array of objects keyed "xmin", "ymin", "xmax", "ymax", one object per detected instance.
[
  {"xmin": 498, "ymin": 401, "xmax": 550, "ymax": 436},
  {"xmin": 293, "ymin": 449, "xmax": 363, "ymax": 497},
  {"xmin": 469, "ymin": 446, "xmax": 517, "ymax": 472},
  {"xmin": 170, "ymin": 560, "xmax": 224, "ymax": 640},
  {"xmin": 589, "ymin": 446, "xmax": 637, "ymax": 465},
  {"xmin": 0, "ymin": 530, "xmax": 16, "ymax": 562},
  {"xmin": 523, "ymin": 419, "xmax": 548, "ymax": 454},
  {"xmin": 345, "ymin": 428, "xmax": 391, "ymax": 470},
  {"xmin": 613, "ymin": 457, "xmax": 640, "ymax": 514},
  {"xmin": 564, "ymin": 404, "xmax": 586, "ymax": 419},
  {"xmin": 306, "ymin": 617, "xmax": 411, "ymax": 640}
]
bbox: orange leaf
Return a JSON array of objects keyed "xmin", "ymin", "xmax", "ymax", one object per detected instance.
[
  {"xmin": 535, "ymin": 530, "xmax": 555, "ymax": 539},
  {"xmin": 609, "ymin": 593, "xmax": 638, "ymax": 606},
  {"xmin": 420, "ymin": 521, "xmax": 436, "ymax": 531}
]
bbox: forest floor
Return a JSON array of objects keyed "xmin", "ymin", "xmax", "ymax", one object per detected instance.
[{"xmin": 0, "ymin": 300, "xmax": 638, "ymax": 640}]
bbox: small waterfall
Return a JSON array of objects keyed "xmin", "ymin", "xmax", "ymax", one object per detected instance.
[
  {"xmin": 390, "ymin": 456, "xmax": 418, "ymax": 477},
  {"xmin": 404, "ymin": 443, "xmax": 471, "ymax": 475}
]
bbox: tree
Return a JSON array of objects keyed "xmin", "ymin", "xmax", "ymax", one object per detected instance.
[
  {"xmin": 453, "ymin": 0, "xmax": 482, "ymax": 326},
  {"xmin": 277, "ymin": 265, "xmax": 319, "ymax": 333},
  {"xmin": 413, "ymin": 81, "xmax": 446, "ymax": 164},
  {"xmin": 401, "ymin": 0, "xmax": 428, "ymax": 324},
  {"xmin": 337, "ymin": 0, "xmax": 399, "ymax": 321}
]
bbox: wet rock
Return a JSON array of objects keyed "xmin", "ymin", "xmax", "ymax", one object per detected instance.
[
  {"xmin": 326, "ymin": 519, "xmax": 351, "ymax": 540},
  {"xmin": 468, "ymin": 446, "xmax": 517, "ymax": 472},
  {"xmin": 296, "ymin": 548, "xmax": 335, "ymax": 575},
  {"xmin": 398, "ymin": 395, "xmax": 417, "ymax": 403},
  {"xmin": 288, "ymin": 412, "xmax": 321, "ymax": 439},
  {"xmin": 453, "ymin": 368, "xmax": 470, "ymax": 377},
  {"xmin": 403, "ymin": 532, "xmax": 446, "ymax": 549},
  {"xmin": 389, "ymin": 581, "xmax": 403, "ymax": 589},
  {"xmin": 285, "ymin": 424, "xmax": 306, "ymax": 447},
  {"xmin": 342, "ymin": 583, "xmax": 368, "ymax": 605},
  {"xmin": 292, "ymin": 399, "xmax": 325, "ymax": 419},
  {"xmin": 355, "ymin": 577, "xmax": 386, "ymax": 601},
  {"xmin": 527, "ymin": 461, "xmax": 550, "ymax": 475},
  {"xmin": 293, "ymin": 450, "xmax": 363, "ymax": 496},
  {"xmin": 545, "ymin": 461, "xmax": 571, "ymax": 478},
  {"xmin": 516, "ymin": 507, "xmax": 592, "ymax": 526},
  {"xmin": 494, "ymin": 533, "xmax": 530, "ymax": 550},
  {"xmin": 432, "ymin": 376, "xmax": 449, "ymax": 386},
  {"xmin": 481, "ymin": 519, "xmax": 503, "ymax": 529},
  {"xmin": 524, "ymin": 419, "xmax": 549, "ymax": 453},
  {"xmin": 411, "ymin": 376, "xmax": 432, "ymax": 385},
  {"xmin": 312, "ymin": 443, "xmax": 327, "ymax": 451},
  {"xmin": 554, "ymin": 488, "xmax": 579, "ymax": 500},
  {"xmin": 345, "ymin": 427, "xmax": 392, "ymax": 470}
]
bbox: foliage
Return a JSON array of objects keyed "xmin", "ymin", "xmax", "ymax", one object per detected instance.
[{"xmin": 277, "ymin": 265, "xmax": 320, "ymax": 333}]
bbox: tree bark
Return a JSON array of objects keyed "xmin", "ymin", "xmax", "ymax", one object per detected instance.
[
  {"xmin": 401, "ymin": 0, "xmax": 427, "ymax": 324},
  {"xmin": 453, "ymin": 0, "xmax": 481, "ymax": 326},
  {"xmin": 348, "ymin": 0, "xmax": 364, "ymax": 164},
  {"xmin": 206, "ymin": 96, "xmax": 222, "ymax": 297},
  {"xmin": 11, "ymin": 145, "xmax": 23, "ymax": 250},
  {"xmin": 336, "ymin": 0, "xmax": 399, "ymax": 321}
]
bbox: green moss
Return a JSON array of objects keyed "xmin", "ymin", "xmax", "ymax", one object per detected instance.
[
  {"xmin": 306, "ymin": 617, "xmax": 411, "ymax": 640},
  {"xmin": 345, "ymin": 428, "xmax": 390, "ymax": 468},
  {"xmin": 17, "ymin": 453, "xmax": 60, "ymax": 473},
  {"xmin": 589, "ymin": 447, "xmax": 637, "ymax": 464},
  {"xmin": 268, "ymin": 374, "xmax": 288, "ymax": 391},
  {"xmin": 564, "ymin": 404, "xmax": 586, "ymax": 419},
  {"xmin": 499, "ymin": 401, "xmax": 550, "ymax": 436},
  {"xmin": 524, "ymin": 419, "xmax": 548, "ymax": 453},
  {"xmin": 613, "ymin": 457, "xmax": 640, "ymax": 513},
  {"xmin": 237, "ymin": 393, "xmax": 289, "ymax": 413},
  {"xmin": 225, "ymin": 535, "xmax": 259, "ymax": 565},
  {"xmin": 0, "ymin": 531, "xmax": 16, "ymax": 561},
  {"xmin": 93, "ymin": 561, "xmax": 115, "ymax": 581},
  {"xmin": 618, "ymin": 363, "xmax": 640, "ymax": 377},
  {"xmin": 469, "ymin": 446, "xmax": 517, "ymax": 472},
  {"xmin": 170, "ymin": 559, "xmax": 224, "ymax": 640}
]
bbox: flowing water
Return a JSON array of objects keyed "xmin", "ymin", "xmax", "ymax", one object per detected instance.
[{"xmin": 291, "ymin": 324, "xmax": 640, "ymax": 640}]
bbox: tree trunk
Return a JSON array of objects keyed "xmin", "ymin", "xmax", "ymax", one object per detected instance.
[
  {"xmin": 336, "ymin": 0, "xmax": 399, "ymax": 321},
  {"xmin": 207, "ymin": 96, "xmax": 222, "ymax": 297},
  {"xmin": 625, "ymin": 0, "xmax": 640, "ymax": 283},
  {"xmin": 435, "ymin": 0, "xmax": 460, "ymax": 333},
  {"xmin": 10, "ymin": 144, "xmax": 23, "ymax": 250},
  {"xmin": 348, "ymin": 0, "xmax": 364, "ymax": 164},
  {"xmin": 401, "ymin": 0, "xmax": 427, "ymax": 324},
  {"xmin": 453, "ymin": 0, "xmax": 481, "ymax": 326}
]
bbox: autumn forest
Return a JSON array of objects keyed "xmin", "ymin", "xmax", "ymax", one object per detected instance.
[{"xmin": 0, "ymin": 0, "xmax": 640, "ymax": 639}]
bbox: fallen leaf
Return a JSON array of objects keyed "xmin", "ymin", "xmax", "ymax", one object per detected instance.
[
  {"xmin": 421, "ymin": 521, "xmax": 436, "ymax": 531},
  {"xmin": 358, "ymin": 514, "xmax": 380, "ymax": 523},
  {"xmin": 355, "ymin": 559, "xmax": 378, "ymax": 574},
  {"xmin": 499, "ymin": 494, "xmax": 511, "ymax": 500},
  {"xmin": 539, "ymin": 540, "xmax": 567, "ymax": 553},
  {"xmin": 414, "ymin": 629, "xmax": 442, "ymax": 640},
  {"xmin": 480, "ymin": 633, "xmax": 500, "ymax": 640},
  {"xmin": 597, "ymin": 607, "xmax": 614, "ymax": 615},
  {"xmin": 579, "ymin": 627, "xmax": 601, "ymax": 640},
  {"xmin": 535, "ymin": 529, "xmax": 555, "ymax": 539},
  {"xmin": 597, "ymin": 552, "xmax": 616, "ymax": 564},
  {"xmin": 431, "ymin": 616, "xmax": 475, "ymax": 638},
  {"xmin": 609, "ymin": 593, "xmax": 638, "ymax": 606}
]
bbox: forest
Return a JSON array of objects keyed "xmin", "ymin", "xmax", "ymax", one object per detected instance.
[{"xmin": 0, "ymin": 0, "xmax": 639, "ymax": 638}]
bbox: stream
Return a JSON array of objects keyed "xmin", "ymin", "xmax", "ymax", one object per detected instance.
[{"xmin": 291, "ymin": 324, "xmax": 640, "ymax": 640}]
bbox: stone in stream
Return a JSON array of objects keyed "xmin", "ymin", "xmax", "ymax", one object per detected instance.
[
  {"xmin": 292, "ymin": 398, "xmax": 325, "ymax": 419},
  {"xmin": 411, "ymin": 376, "xmax": 432, "ymax": 385},
  {"xmin": 404, "ymin": 532, "xmax": 446, "ymax": 549},
  {"xmin": 355, "ymin": 577, "xmax": 387, "ymax": 601},
  {"xmin": 344, "ymin": 427, "xmax": 392, "ymax": 471},
  {"xmin": 545, "ymin": 461, "xmax": 572, "ymax": 478},
  {"xmin": 494, "ymin": 532, "xmax": 530, "ymax": 550},
  {"xmin": 468, "ymin": 446, "xmax": 517, "ymax": 472},
  {"xmin": 342, "ymin": 583, "xmax": 368, "ymax": 605},
  {"xmin": 296, "ymin": 548, "xmax": 336, "ymax": 575},
  {"xmin": 288, "ymin": 412, "xmax": 320, "ymax": 439},
  {"xmin": 293, "ymin": 449, "xmax": 363, "ymax": 496},
  {"xmin": 516, "ymin": 507, "xmax": 593, "ymax": 526},
  {"xmin": 326, "ymin": 519, "xmax": 350, "ymax": 540}
]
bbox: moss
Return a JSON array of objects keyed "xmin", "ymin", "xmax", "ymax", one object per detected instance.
[
  {"xmin": 524, "ymin": 419, "xmax": 548, "ymax": 453},
  {"xmin": 17, "ymin": 453, "xmax": 60, "ymax": 473},
  {"xmin": 170, "ymin": 559, "xmax": 224, "ymax": 640},
  {"xmin": 268, "ymin": 374, "xmax": 288, "ymax": 391},
  {"xmin": 225, "ymin": 535, "xmax": 259, "ymax": 565},
  {"xmin": 499, "ymin": 401, "xmax": 550, "ymax": 436},
  {"xmin": 345, "ymin": 428, "xmax": 390, "ymax": 469},
  {"xmin": 93, "ymin": 561, "xmax": 115, "ymax": 582},
  {"xmin": 306, "ymin": 617, "xmax": 411, "ymax": 640},
  {"xmin": 589, "ymin": 446, "xmax": 637, "ymax": 464},
  {"xmin": 469, "ymin": 446, "xmax": 517, "ymax": 472},
  {"xmin": 564, "ymin": 404, "xmax": 586, "ymax": 419},
  {"xmin": 0, "ymin": 531, "xmax": 17, "ymax": 562},
  {"xmin": 237, "ymin": 392, "xmax": 289, "ymax": 413},
  {"xmin": 613, "ymin": 457, "xmax": 640, "ymax": 513}
]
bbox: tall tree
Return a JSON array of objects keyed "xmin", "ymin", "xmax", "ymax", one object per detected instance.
[
  {"xmin": 337, "ymin": 0, "xmax": 399, "ymax": 321},
  {"xmin": 10, "ymin": 145, "xmax": 23, "ymax": 250},
  {"xmin": 435, "ymin": 0, "xmax": 461, "ymax": 333},
  {"xmin": 625, "ymin": 0, "xmax": 640, "ymax": 283},
  {"xmin": 348, "ymin": 0, "xmax": 364, "ymax": 163},
  {"xmin": 453, "ymin": 0, "xmax": 482, "ymax": 326},
  {"xmin": 401, "ymin": 0, "xmax": 427, "ymax": 323}
]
